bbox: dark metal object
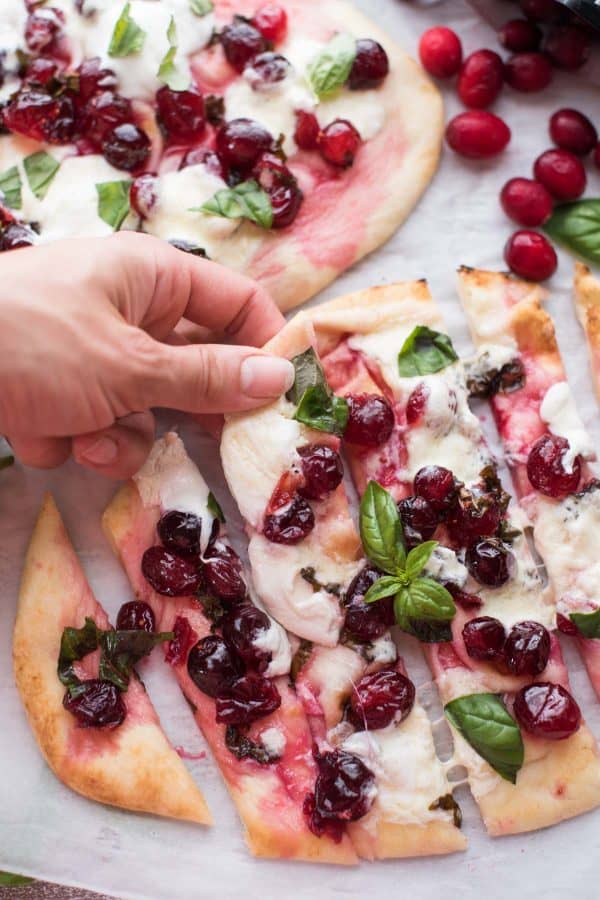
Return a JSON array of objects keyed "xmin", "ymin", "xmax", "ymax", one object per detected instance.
[{"xmin": 557, "ymin": 0, "xmax": 600, "ymax": 32}]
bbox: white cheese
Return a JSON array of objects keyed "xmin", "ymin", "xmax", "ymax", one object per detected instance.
[
  {"xmin": 449, "ymin": 730, "xmax": 502, "ymax": 799},
  {"xmin": 465, "ymin": 341, "xmax": 519, "ymax": 383},
  {"xmin": 253, "ymin": 614, "xmax": 292, "ymax": 678},
  {"xmin": 307, "ymin": 644, "xmax": 367, "ymax": 729},
  {"xmin": 260, "ymin": 726, "xmax": 286, "ymax": 757},
  {"xmin": 0, "ymin": 1, "xmax": 27, "ymax": 73},
  {"xmin": 477, "ymin": 540, "xmax": 554, "ymax": 630},
  {"xmin": 540, "ymin": 381, "xmax": 595, "ymax": 473},
  {"xmin": 364, "ymin": 632, "xmax": 397, "ymax": 667},
  {"xmin": 424, "ymin": 546, "xmax": 468, "ymax": 589}
]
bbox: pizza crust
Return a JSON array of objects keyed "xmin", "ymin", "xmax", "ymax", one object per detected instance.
[{"xmin": 573, "ymin": 261, "xmax": 600, "ymax": 402}]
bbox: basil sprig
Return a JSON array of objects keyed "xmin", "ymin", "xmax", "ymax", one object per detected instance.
[
  {"xmin": 569, "ymin": 609, "xmax": 600, "ymax": 639},
  {"xmin": 0, "ymin": 166, "xmax": 22, "ymax": 209},
  {"xmin": 544, "ymin": 199, "xmax": 600, "ymax": 267},
  {"xmin": 307, "ymin": 32, "xmax": 356, "ymax": 99},
  {"xmin": 96, "ymin": 180, "xmax": 132, "ymax": 230},
  {"xmin": 24, "ymin": 151, "xmax": 60, "ymax": 200},
  {"xmin": 397, "ymin": 326, "xmax": 458, "ymax": 377},
  {"xmin": 190, "ymin": 0, "xmax": 214, "ymax": 14},
  {"xmin": 286, "ymin": 347, "xmax": 349, "ymax": 436},
  {"xmin": 361, "ymin": 481, "xmax": 456, "ymax": 636},
  {"xmin": 109, "ymin": 2, "xmax": 147, "ymax": 57},
  {"xmin": 199, "ymin": 180, "xmax": 273, "ymax": 229},
  {"xmin": 444, "ymin": 693, "xmax": 524, "ymax": 784},
  {"xmin": 157, "ymin": 16, "xmax": 189, "ymax": 91}
]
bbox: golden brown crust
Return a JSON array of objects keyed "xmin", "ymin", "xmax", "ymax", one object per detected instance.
[
  {"xmin": 348, "ymin": 819, "xmax": 466, "ymax": 860},
  {"xmin": 573, "ymin": 262, "xmax": 600, "ymax": 402}
]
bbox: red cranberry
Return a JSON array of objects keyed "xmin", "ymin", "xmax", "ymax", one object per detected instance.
[
  {"xmin": 446, "ymin": 489, "xmax": 502, "ymax": 542},
  {"xmin": 466, "ymin": 538, "xmax": 515, "ymax": 587},
  {"xmin": 348, "ymin": 39, "xmax": 389, "ymax": 90},
  {"xmin": 318, "ymin": 119, "xmax": 361, "ymax": 168},
  {"xmin": 77, "ymin": 58, "xmax": 118, "ymax": 102},
  {"xmin": 25, "ymin": 57, "xmax": 59, "ymax": 87},
  {"xmin": 263, "ymin": 494, "xmax": 315, "ymax": 545},
  {"xmin": 446, "ymin": 110, "xmax": 511, "ymax": 159},
  {"xmin": 165, "ymin": 615, "xmax": 197, "ymax": 666},
  {"xmin": 504, "ymin": 230, "xmax": 558, "ymax": 282},
  {"xmin": 116, "ymin": 600, "xmax": 155, "ymax": 632},
  {"xmin": 344, "ymin": 393, "xmax": 394, "ymax": 447},
  {"xmin": 406, "ymin": 383, "xmax": 428, "ymax": 425},
  {"xmin": 549, "ymin": 109, "xmax": 597, "ymax": 156},
  {"xmin": 595, "ymin": 143, "xmax": 600, "ymax": 171},
  {"xmin": 252, "ymin": 4, "xmax": 288, "ymax": 43},
  {"xmin": 505, "ymin": 620, "xmax": 551, "ymax": 676},
  {"xmin": 499, "ymin": 18, "xmax": 542, "ymax": 52},
  {"xmin": 252, "ymin": 152, "xmax": 303, "ymax": 228},
  {"xmin": 513, "ymin": 682, "xmax": 581, "ymax": 739},
  {"xmin": 0, "ymin": 224, "xmax": 36, "ymax": 251},
  {"xmin": 449, "ymin": 587, "xmax": 483, "ymax": 609},
  {"xmin": 102, "ymin": 123, "xmax": 150, "ymax": 172},
  {"xmin": 3, "ymin": 89, "xmax": 76, "ymax": 143},
  {"xmin": 25, "ymin": 8, "xmax": 64, "ymax": 53},
  {"xmin": 294, "ymin": 110, "xmax": 320, "ymax": 150},
  {"xmin": 187, "ymin": 635, "xmax": 244, "ymax": 697},
  {"xmin": 203, "ymin": 546, "xmax": 246, "ymax": 601},
  {"xmin": 130, "ymin": 173, "xmax": 158, "ymax": 219},
  {"xmin": 557, "ymin": 613, "xmax": 578, "ymax": 636},
  {"xmin": 63, "ymin": 680, "xmax": 126, "ymax": 729},
  {"xmin": 307, "ymin": 750, "xmax": 375, "ymax": 835},
  {"xmin": 298, "ymin": 444, "xmax": 343, "ymax": 500},
  {"xmin": 462, "ymin": 616, "xmax": 506, "ymax": 662},
  {"xmin": 458, "ymin": 50, "xmax": 504, "ymax": 109},
  {"xmin": 221, "ymin": 17, "xmax": 267, "ymax": 72},
  {"xmin": 343, "ymin": 565, "xmax": 395, "ymax": 641},
  {"xmin": 215, "ymin": 673, "xmax": 281, "ymax": 725},
  {"xmin": 414, "ymin": 465, "xmax": 456, "ymax": 513},
  {"xmin": 534, "ymin": 148, "xmax": 587, "ymax": 200},
  {"xmin": 222, "ymin": 604, "xmax": 272, "ymax": 671},
  {"xmin": 156, "ymin": 86, "xmax": 205, "ymax": 140},
  {"xmin": 181, "ymin": 147, "xmax": 225, "ymax": 178},
  {"xmin": 141, "ymin": 546, "xmax": 202, "ymax": 596},
  {"xmin": 82, "ymin": 90, "xmax": 133, "ymax": 145},
  {"xmin": 526, "ymin": 433, "xmax": 581, "ymax": 496},
  {"xmin": 158, "ymin": 510, "xmax": 202, "ymax": 556},
  {"xmin": 544, "ymin": 25, "xmax": 591, "ymax": 70},
  {"xmin": 500, "ymin": 177, "xmax": 553, "ymax": 227},
  {"xmin": 504, "ymin": 52, "xmax": 553, "ymax": 92},
  {"xmin": 398, "ymin": 496, "xmax": 438, "ymax": 548},
  {"xmin": 518, "ymin": 0, "xmax": 569, "ymax": 23},
  {"xmin": 418, "ymin": 26, "xmax": 463, "ymax": 78},
  {"xmin": 248, "ymin": 51, "xmax": 290, "ymax": 85},
  {"xmin": 348, "ymin": 669, "xmax": 415, "ymax": 731},
  {"xmin": 216, "ymin": 117, "xmax": 273, "ymax": 174}
]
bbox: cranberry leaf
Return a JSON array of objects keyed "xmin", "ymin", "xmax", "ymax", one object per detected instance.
[
  {"xmin": 58, "ymin": 617, "xmax": 102, "ymax": 687},
  {"xmin": 200, "ymin": 180, "xmax": 273, "ymax": 229},
  {"xmin": 364, "ymin": 575, "xmax": 401, "ymax": 604},
  {"xmin": 404, "ymin": 540, "xmax": 438, "ymax": 581},
  {"xmin": 99, "ymin": 629, "xmax": 174, "ymax": 691},
  {"xmin": 307, "ymin": 32, "xmax": 356, "ymax": 99},
  {"xmin": 444, "ymin": 693, "xmax": 524, "ymax": 784},
  {"xmin": 401, "ymin": 577, "xmax": 456, "ymax": 622},
  {"xmin": 359, "ymin": 481, "xmax": 406, "ymax": 574},
  {"xmin": 96, "ymin": 180, "xmax": 133, "ymax": 230},
  {"xmin": 544, "ymin": 199, "xmax": 600, "ymax": 267},
  {"xmin": 569, "ymin": 609, "xmax": 600, "ymax": 639},
  {"xmin": 108, "ymin": 2, "xmax": 147, "ymax": 57},
  {"xmin": 190, "ymin": 0, "xmax": 214, "ymax": 14},
  {"xmin": 397, "ymin": 326, "xmax": 458, "ymax": 377},
  {"xmin": 0, "ymin": 165, "xmax": 22, "ymax": 209}
]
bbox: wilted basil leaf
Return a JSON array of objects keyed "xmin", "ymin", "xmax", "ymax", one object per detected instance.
[
  {"xmin": 445, "ymin": 692, "xmax": 524, "ymax": 783},
  {"xmin": 99, "ymin": 629, "xmax": 174, "ymax": 691},
  {"xmin": 570, "ymin": 609, "xmax": 600, "ymax": 639},
  {"xmin": 96, "ymin": 180, "xmax": 132, "ymax": 230},
  {"xmin": 0, "ymin": 166, "xmax": 22, "ymax": 209},
  {"xmin": 200, "ymin": 180, "xmax": 273, "ymax": 229},
  {"xmin": 109, "ymin": 2, "xmax": 147, "ymax": 57},
  {"xmin": 157, "ymin": 16, "xmax": 189, "ymax": 90},
  {"xmin": 397, "ymin": 326, "xmax": 458, "ymax": 377},
  {"xmin": 23, "ymin": 151, "xmax": 60, "ymax": 200},
  {"xmin": 225, "ymin": 725, "xmax": 281, "ymax": 764},
  {"xmin": 207, "ymin": 491, "xmax": 225, "ymax": 523},
  {"xmin": 287, "ymin": 347, "xmax": 349, "ymax": 436},
  {"xmin": 58, "ymin": 617, "xmax": 101, "ymax": 687}
]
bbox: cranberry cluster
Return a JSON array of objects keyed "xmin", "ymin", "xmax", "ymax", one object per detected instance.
[
  {"xmin": 304, "ymin": 748, "xmax": 376, "ymax": 842},
  {"xmin": 462, "ymin": 616, "xmax": 551, "ymax": 674}
]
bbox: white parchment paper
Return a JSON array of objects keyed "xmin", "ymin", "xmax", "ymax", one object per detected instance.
[{"xmin": 1, "ymin": 1, "xmax": 600, "ymax": 897}]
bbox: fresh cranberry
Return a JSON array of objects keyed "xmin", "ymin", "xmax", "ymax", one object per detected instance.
[
  {"xmin": 549, "ymin": 109, "xmax": 597, "ymax": 156},
  {"xmin": 526, "ymin": 433, "xmax": 581, "ymax": 496},
  {"xmin": 418, "ymin": 26, "xmax": 463, "ymax": 78},
  {"xmin": 0, "ymin": 224, "xmax": 36, "ymax": 251},
  {"xmin": 458, "ymin": 50, "xmax": 504, "ymax": 109},
  {"xmin": 102, "ymin": 122, "xmax": 150, "ymax": 171},
  {"xmin": 77, "ymin": 58, "xmax": 118, "ymax": 102},
  {"xmin": 216, "ymin": 117, "xmax": 273, "ymax": 174},
  {"xmin": 499, "ymin": 18, "xmax": 542, "ymax": 52},
  {"xmin": 500, "ymin": 177, "xmax": 553, "ymax": 227},
  {"xmin": 595, "ymin": 143, "xmax": 600, "ymax": 171},
  {"xmin": 252, "ymin": 4, "xmax": 288, "ymax": 43},
  {"xmin": 398, "ymin": 496, "xmax": 438, "ymax": 548},
  {"xmin": 181, "ymin": 147, "xmax": 225, "ymax": 178},
  {"xmin": 263, "ymin": 494, "xmax": 315, "ymax": 544},
  {"xmin": 557, "ymin": 613, "xmax": 578, "ymax": 636},
  {"xmin": 446, "ymin": 110, "xmax": 511, "ymax": 159},
  {"xmin": 505, "ymin": 621, "xmax": 551, "ymax": 676},
  {"xmin": 544, "ymin": 24, "xmax": 591, "ymax": 70},
  {"xmin": 446, "ymin": 489, "xmax": 502, "ymax": 542},
  {"xmin": 141, "ymin": 546, "xmax": 202, "ymax": 596},
  {"xmin": 203, "ymin": 547, "xmax": 246, "ymax": 601},
  {"xmin": 25, "ymin": 8, "xmax": 64, "ymax": 53},
  {"xmin": 82, "ymin": 90, "xmax": 133, "ymax": 145},
  {"xmin": 294, "ymin": 110, "xmax": 320, "ymax": 150},
  {"xmin": 165, "ymin": 615, "xmax": 197, "ymax": 666},
  {"xmin": 187, "ymin": 635, "xmax": 244, "ymax": 698},
  {"xmin": 504, "ymin": 230, "xmax": 558, "ymax": 282},
  {"xmin": 414, "ymin": 465, "xmax": 456, "ymax": 513},
  {"xmin": 504, "ymin": 52, "xmax": 553, "ymax": 92},
  {"xmin": 215, "ymin": 673, "xmax": 281, "ymax": 725},
  {"xmin": 130, "ymin": 173, "xmax": 158, "ymax": 219},
  {"xmin": 348, "ymin": 669, "xmax": 415, "ymax": 730},
  {"xmin": 252, "ymin": 152, "xmax": 303, "ymax": 228},
  {"xmin": 156, "ymin": 86, "xmax": 205, "ymax": 140},
  {"xmin": 3, "ymin": 89, "xmax": 76, "ymax": 143},
  {"xmin": 247, "ymin": 51, "xmax": 290, "ymax": 86},
  {"xmin": 307, "ymin": 750, "xmax": 375, "ymax": 835},
  {"xmin": 462, "ymin": 616, "xmax": 506, "ymax": 662},
  {"xmin": 63, "ymin": 679, "xmax": 126, "ymax": 728},
  {"xmin": 25, "ymin": 57, "xmax": 59, "ymax": 87},
  {"xmin": 221, "ymin": 17, "xmax": 267, "ymax": 72},
  {"xmin": 318, "ymin": 119, "xmax": 361, "ymax": 168},
  {"xmin": 343, "ymin": 565, "xmax": 394, "ymax": 641},
  {"xmin": 116, "ymin": 600, "xmax": 155, "ymax": 632},
  {"xmin": 518, "ymin": 0, "xmax": 569, "ymax": 23},
  {"xmin": 513, "ymin": 682, "xmax": 581, "ymax": 739},
  {"xmin": 344, "ymin": 393, "xmax": 394, "ymax": 447},
  {"xmin": 533, "ymin": 148, "xmax": 587, "ymax": 200},
  {"xmin": 348, "ymin": 39, "xmax": 389, "ymax": 90},
  {"xmin": 157, "ymin": 510, "xmax": 202, "ymax": 556},
  {"xmin": 297, "ymin": 444, "xmax": 343, "ymax": 501},
  {"xmin": 466, "ymin": 538, "xmax": 515, "ymax": 587},
  {"xmin": 222, "ymin": 604, "xmax": 272, "ymax": 671}
]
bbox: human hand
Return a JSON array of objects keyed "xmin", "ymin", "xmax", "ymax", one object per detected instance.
[{"xmin": 0, "ymin": 231, "xmax": 292, "ymax": 479}]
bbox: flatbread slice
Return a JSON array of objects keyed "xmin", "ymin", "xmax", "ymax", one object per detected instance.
[{"xmin": 573, "ymin": 261, "xmax": 600, "ymax": 402}]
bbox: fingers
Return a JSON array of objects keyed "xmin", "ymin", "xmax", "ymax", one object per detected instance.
[
  {"xmin": 8, "ymin": 435, "xmax": 71, "ymax": 469},
  {"xmin": 72, "ymin": 411, "xmax": 155, "ymax": 479}
]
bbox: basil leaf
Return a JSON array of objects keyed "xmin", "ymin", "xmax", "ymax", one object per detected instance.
[
  {"xmin": 294, "ymin": 384, "xmax": 348, "ymax": 436},
  {"xmin": 58, "ymin": 617, "xmax": 101, "ymax": 687},
  {"xmin": 359, "ymin": 481, "xmax": 405, "ymax": 575},
  {"xmin": 109, "ymin": 2, "xmax": 147, "ymax": 57},
  {"xmin": 445, "ymin": 693, "xmax": 524, "ymax": 784},
  {"xmin": 570, "ymin": 609, "xmax": 600, "ymax": 639},
  {"xmin": 0, "ymin": 165, "xmax": 22, "ymax": 209},
  {"xmin": 408, "ymin": 619, "xmax": 453, "ymax": 643},
  {"xmin": 544, "ymin": 199, "xmax": 600, "ymax": 267},
  {"xmin": 393, "ymin": 588, "xmax": 412, "ymax": 633},
  {"xmin": 157, "ymin": 16, "xmax": 189, "ymax": 90},
  {"xmin": 290, "ymin": 638, "xmax": 313, "ymax": 684},
  {"xmin": 403, "ymin": 577, "xmax": 456, "ymax": 622},
  {"xmin": 397, "ymin": 326, "xmax": 458, "ymax": 377},
  {"xmin": 99, "ymin": 629, "xmax": 174, "ymax": 691},
  {"xmin": 225, "ymin": 725, "xmax": 280, "ymax": 764},
  {"xmin": 307, "ymin": 32, "xmax": 356, "ymax": 99},
  {"xmin": 0, "ymin": 873, "xmax": 34, "ymax": 887},
  {"xmin": 23, "ymin": 151, "xmax": 60, "ymax": 200},
  {"xmin": 96, "ymin": 180, "xmax": 132, "ymax": 230},
  {"xmin": 190, "ymin": 0, "xmax": 213, "ymax": 14},
  {"xmin": 200, "ymin": 180, "xmax": 273, "ymax": 229},
  {"xmin": 286, "ymin": 347, "xmax": 326, "ymax": 405},
  {"xmin": 207, "ymin": 490, "xmax": 225, "ymax": 523},
  {"xmin": 0, "ymin": 453, "xmax": 14, "ymax": 470},
  {"xmin": 405, "ymin": 540, "xmax": 438, "ymax": 581},
  {"xmin": 364, "ymin": 575, "xmax": 401, "ymax": 604}
]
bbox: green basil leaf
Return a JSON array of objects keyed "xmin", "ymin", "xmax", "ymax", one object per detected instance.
[
  {"xmin": 544, "ymin": 199, "xmax": 600, "ymax": 267},
  {"xmin": 444, "ymin": 693, "xmax": 524, "ymax": 784},
  {"xmin": 286, "ymin": 347, "xmax": 326, "ymax": 405},
  {"xmin": 570, "ymin": 609, "xmax": 600, "ymax": 639},
  {"xmin": 393, "ymin": 588, "xmax": 412, "ymax": 633},
  {"xmin": 290, "ymin": 638, "xmax": 313, "ymax": 684},
  {"xmin": 207, "ymin": 490, "xmax": 225, "ymax": 523},
  {"xmin": 307, "ymin": 32, "xmax": 356, "ymax": 99},
  {"xmin": 293, "ymin": 384, "xmax": 348, "ymax": 435},
  {"xmin": 403, "ymin": 577, "xmax": 456, "ymax": 622},
  {"xmin": 364, "ymin": 575, "xmax": 401, "ymax": 604},
  {"xmin": 99, "ymin": 629, "xmax": 174, "ymax": 691},
  {"xmin": 359, "ymin": 481, "xmax": 405, "ymax": 575},
  {"xmin": 190, "ymin": 0, "xmax": 213, "ymax": 14},
  {"xmin": 157, "ymin": 16, "xmax": 189, "ymax": 90},
  {"xmin": 58, "ymin": 617, "xmax": 101, "ymax": 687},
  {"xmin": 407, "ymin": 618, "xmax": 453, "ymax": 643},
  {"xmin": 405, "ymin": 540, "xmax": 438, "ymax": 581},
  {"xmin": 96, "ymin": 180, "xmax": 132, "ymax": 230},
  {"xmin": 200, "ymin": 180, "xmax": 273, "ymax": 229},
  {"xmin": 0, "ymin": 165, "xmax": 22, "ymax": 209},
  {"xmin": 23, "ymin": 151, "xmax": 60, "ymax": 200},
  {"xmin": 109, "ymin": 2, "xmax": 147, "ymax": 57},
  {"xmin": 397, "ymin": 326, "xmax": 458, "ymax": 377},
  {"xmin": 0, "ymin": 873, "xmax": 35, "ymax": 887},
  {"xmin": 0, "ymin": 453, "xmax": 14, "ymax": 470}
]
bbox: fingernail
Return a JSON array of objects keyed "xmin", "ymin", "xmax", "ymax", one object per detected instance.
[
  {"xmin": 78, "ymin": 436, "xmax": 118, "ymax": 466},
  {"xmin": 240, "ymin": 356, "xmax": 295, "ymax": 399}
]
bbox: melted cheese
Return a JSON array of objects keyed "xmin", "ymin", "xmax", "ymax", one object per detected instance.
[
  {"xmin": 253, "ymin": 613, "xmax": 292, "ymax": 678},
  {"xmin": 539, "ymin": 381, "xmax": 595, "ymax": 473},
  {"xmin": 308, "ymin": 644, "xmax": 366, "ymax": 728},
  {"xmin": 477, "ymin": 540, "xmax": 554, "ymax": 630},
  {"xmin": 260, "ymin": 726, "xmax": 286, "ymax": 757},
  {"xmin": 424, "ymin": 546, "xmax": 468, "ymax": 589}
]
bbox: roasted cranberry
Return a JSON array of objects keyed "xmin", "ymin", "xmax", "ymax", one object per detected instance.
[
  {"xmin": 348, "ymin": 669, "xmax": 415, "ymax": 730},
  {"xmin": 141, "ymin": 546, "xmax": 202, "ymax": 596},
  {"xmin": 533, "ymin": 148, "xmax": 586, "ymax": 201},
  {"xmin": 446, "ymin": 490, "xmax": 501, "ymax": 542},
  {"xmin": 156, "ymin": 86, "xmax": 205, "ymax": 140},
  {"xmin": 77, "ymin": 58, "xmax": 118, "ymax": 102},
  {"xmin": 0, "ymin": 224, "xmax": 36, "ymax": 251},
  {"xmin": 294, "ymin": 110, "xmax": 320, "ymax": 150},
  {"xmin": 187, "ymin": 635, "xmax": 243, "ymax": 697},
  {"xmin": 181, "ymin": 147, "xmax": 225, "ymax": 178},
  {"xmin": 446, "ymin": 111, "xmax": 511, "ymax": 159},
  {"xmin": 549, "ymin": 109, "xmax": 597, "ymax": 156},
  {"xmin": 308, "ymin": 750, "xmax": 375, "ymax": 833},
  {"xmin": 252, "ymin": 153, "xmax": 303, "ymax": 227},
  {"xmin": 462, "ymin": 616, "xmax": 506, "ymax": 662},
  {"xmin": 405, "ymin": 383, "xmax": 427, "ymax": 424},
  {"xmin": 318, "ymin": 119, "xmax": 361, "ymax": 168},
  {"xmin": 4, "ymin": 90, "xmax": 75, "ymax": 143},
  {"xmin": 504, "ymin": 52, "xmax": 553, "ymax": 92},
  {"xmin": 513, "ymin": 682, "xmax": 581, "ymax": 739},
  {"xmin": 544, "ymin": 24, "xmax": 591, "ymax": 70},
  {"xmin": 398, "ymin": 496, "xmax": 438, "ymax": 548},
  {"xmin": 504, "ymin": 230, "xmax": 558, "ymax": 282},
  {"xmin": 500, "ymin": 177, "xmax": 553, "ymax": 227},
  {"xmin": 505, "ymin": 620, "xmax": 550, "ymax": 676},
  {"xmin": 263, "ymin": 494, "xmax": 315, "ymax": 544},
  {"xmin": 130, "ymin": 173, "xmax": 158, "ymax": 219},
  {"xmin": 203, "ymin": 546, "xmax": 246, "ymax": 601},
  {"xmin": 25, "ymin": 57, "xmax": 59, "ymax": 87},
  {"xmin": 458, "ymin": 50, "xmax": 504, "ymax": 108},
  {"xmin": 165, "ymin": 615, "xmax": 197, "ymax": 666},
  {"xmin": 116, "ymin": 600, "xmax": 155, "ymax": 632},
  {"xmin": 449, "ymin": 587, "xmax": 483, "ymax": 609},
  {"xmin": 466, "ymin": 538, "xmax": 515, "ymax": 587},
  {"xmin": 221, "ymin": 18, "xmax": 267, "ymax": 72},
  {"xmin": 418, "ymin": 26, "xmax": 463, "ymax": 78},
  {"xmin": 102, "ymin": 123, "xmax": 150, "ymax": 171},
  {"xmin": 248, "ymin": 51, "xmax": 290, "ymax": 85},
  {"xmin": 344, "ymin": 393, "xmax": 394, "ymax": 447},
  {"xmin": 414, "ymin": 465, "xmax": 456, "ymax": 513},
  {"xmin": 343, "ymin": 565, "xmax": 394, "ymax": 641},
  {"xmin": 63, "ymin": 679, "xmax": 126, "ymax": 728},
  {"xmin": 499, "ymin": 18, "xmax": 542, "ymax": 52},
  {"xmin": 222, "ymin": 604, "xmax": 272, "ymax": 671},
  {"xmin": 557, "ymin": 613, "xmax": 578, "ymax": 636},
  {"xmin": 83, "ymin": 90, "xmax": 133, "ymax": 145},
  {"xmin": 215, "ymin": 673, "xmax": 281, "ymax": 725},
  {"xmin": 527, "ymin": 433, "xmax": 581, "ymax": 496},
  {"xmin": 25, "ymin": 8, "xmax": 64, "ymax": 53},
  {"xmin": 252, "ymin": 4, "xmax": 288, "ymax": 43},
  {"xmin": 158, "ymin": 510, "xmax": 202, "ymax": 556},
  {"xmin": 298, "ymin": 444, "xmax": 343, "ymax": 500},
  {"xmin": 216, "ymin": 118, "xmax": 273, "ymax": 174},
  {"xmin": 348, "ymin": 39, "xmax": 389, "ymax": 90}
]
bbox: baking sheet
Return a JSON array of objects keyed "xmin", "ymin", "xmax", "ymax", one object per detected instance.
[{"xmin": 1, "ymin": 1, "xmax": 600, "ymax": 897}]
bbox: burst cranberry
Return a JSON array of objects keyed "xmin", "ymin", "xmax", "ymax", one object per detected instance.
[
  {"xmin": 519, "ymin": 0, "xmax": 568, "ymax": 23},
  {"xmin": 348, "ymin": 39, "xmax": 389, "ymax": 90},
  {"xmin": 513, "ymin": 682, "xmax": 581, "ymax": 739},
  {"xmin": 534, "ymin": 148, "xmax": 586, "ymax": 201},
  {"xmin": 318, "ymin": 119, "xmax": 361, "ymax": 168},
  {"xmin": 263, "ymin": 494, "xmax": 315, "ymax": 544},
  {"xmin": 25, "ymin": 57, "xmax": 59, "ymax": 87},
  {"xmin": 499, "ymin": 18, "xmax": 542, "ymax": 52},
  {"xmin": 348, "ymin": 669, "xmax": 415, "ymax": 730},
  {"xmin": 557, "ymin": 613, "xmax": 578, "ymax": 636},
  {"xmin": 251, "ymin": 154, "xmax": 303, "ymax": 228},
  {"xmin": 418, "ymin": 26, "xmax": 463, "ymax": 78},
  {"xmin": 466, "ymin": 538, "xmax": 515, "ymax": 587},
  {"xmin": 307, "ymin": 750, "xmax": 375, "ymax": 835},
  {"xmin": 165, "ymin": 616, "xmax": 197, "ymax": 666},
  {"xmin": 222, "ymin": 604, "xmax": 272, "ymax": 671},
  {"xmin": 504, "ymin": 230, "xmax": 558, "ymax": 282},
  {"xmin": 247, "ymin": 51, "xmax": 290, "ymax": 85},
  {"xmin": 25, "ymin": 8, "xmax": 64, "ymax": 53},
  {"xmin": 527, "ymin": 433, "xmax": 581, "ymax": 496},
  {"xmin": 156, "ymin": 86, "xmax": 205, "ymax": 140},
  {"xmin": 462, "ymin": 616, "xmax": 506, "ymax": 662},
  {"xmin": 158, "ymin": 510, "xmax": 202, "ymax": 556},
  {"xmin": 344, "ymin": 393, "xmax": 394, "ymax": 447},
  {"xmin": 252, "ymin": 4, "xmax": 288, "ymax": 43},
  {"xmin": 215, "ymin": 673, "xmax": 281, "ymax": 725},
  {"xmin": 446, "ymin": 111, "xmax": 511, "ymax": 159},
  {"xmin": 398, "ymin": 496, "xmax": 438, "ymax": 548},
  {"xmin": 102, "ymin": 123, "xmax": 150, "ymax": 171},
  {"xmin": 549, "ymin": 109, "xmax": 597, "ymax": 156},
  {"xmin": 116, "ymin": 600, "xmax": 155, "ymax": 632},
  {"xmin": 216, "ymin": 118, "xmax": 273, "ymax": 174},
  {"xmin": 414, "ymin": 465, "xmax": 456, "ymax": 513},
  {"xmin": 449, "ymin": 586, "xmax": 483, "ymax": 609},
  {"xmin": 504, "ymin": 52, "xmax": 553, "ymax": 92},
  {"xmin": 77, "ymin": 58, "xmax": 118, "ymax": 102},
  {"xmin": 458, "ymin": 50, "xmax": 504, "ymax": 109},
  {"xmin": 203, "ymin": 547, "xmax": 246, "ymax": 601},
  {"xmin": 4, "ymin": 90, "xmax": 75, "ymax": 143},
  {"xmin": 500, "ymin": 177, "xmax": 553, "ymax": 227},
  {"xmin": 446, "ymin": 490, "xmax": 501, "ymax": 542},
  {"xmin": 221, "ymin": 18, "xmax": 267, "ymax": 72},
  {"xmin": 343, "ymin": 565, "xmax": 394, "ymax": 641},
  {"xmin": 406, "ymin": 383, "xmax": 428, "ymax": 424},
  {"xmin": 141, "ymin": 546, "xmax": 202, "ymax": 596},
  {"xmin": 544, "ymin": 25, "xmax": 591, "ymax": 70},
  {"xmin": 0, "ymin": 224, "xmax": 36, "ymax": 251},
  {"xmin": 130, "ymin": 173, "xmax": 158, "ymax": 219},
  {"xmin": 294, "ymin": 110, "xmax": 320, "ymax": 150},
  {"xmin": 63, "ymin": 680, "xmax": 126, "ymax": 728},
  {"xmin": 298, "ymin": 444, "xmax": 343, "ymax": 500},
  {"xmin": 187, "ymin": 635, "xmax": 243, "ymax": 697},
  {"xmin": 83, "ymin": 90, "xmax": 133, "ymax": 144},
  {"xmin": 505, "ymin": 620, "xmax": 551, "ymax": 676}
]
